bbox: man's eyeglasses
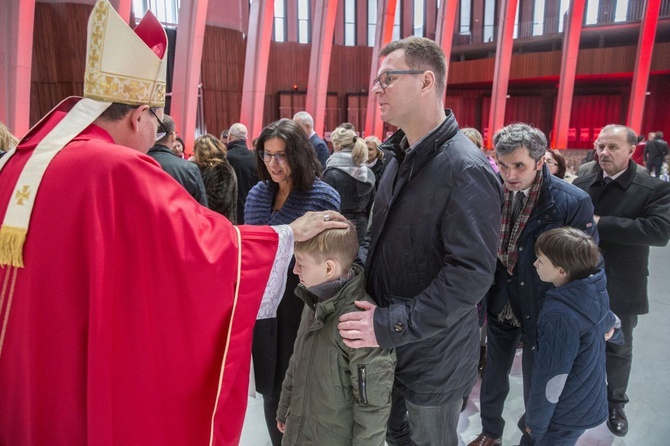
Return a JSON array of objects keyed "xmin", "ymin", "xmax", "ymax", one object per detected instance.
[
  {"xmin": 259, "ymin": 151, "xmax": 288, "ymax": 164},
  {"xmin": 149, "ymin": 108, "xmax": 170, "ymax": 140},
  {"xmin": 372, "ymin": 70, "xmax": 426, "ymax": 92}
]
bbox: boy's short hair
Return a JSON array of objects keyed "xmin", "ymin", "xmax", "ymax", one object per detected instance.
[
  {"xmin": 535, "ymin": 227, "xmax": 600, "ymax": 281},
  {"xmin": 294, "ymin": 220, "xmax": 358, "ymax": 268}
]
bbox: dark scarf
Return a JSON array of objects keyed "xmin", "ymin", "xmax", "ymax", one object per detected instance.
[{"xmin": 498, "ymin": 169, "xmax": 544, "ymax": 275}]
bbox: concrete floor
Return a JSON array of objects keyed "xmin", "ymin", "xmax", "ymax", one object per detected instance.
[{"xmin": 240, "ymin": 244, "xmax": 670, "ymax": 445}]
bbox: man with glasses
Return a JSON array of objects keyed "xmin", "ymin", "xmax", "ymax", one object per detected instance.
[
  {"xmin": 338, "ymin": 36, "xmax": 503, "ymax": 446},
  {"xmin": 147, "ymin": 113, "xmax": 208, "ymax": 205}
]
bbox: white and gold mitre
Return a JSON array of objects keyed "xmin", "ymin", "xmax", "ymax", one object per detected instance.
[
  {"xmin": 0, "ymin": 0, "xmax": 168, "ymax": 268},
  {"xmin": 84, "ymin": 0, "xmax": 167, "ymax": 107}
]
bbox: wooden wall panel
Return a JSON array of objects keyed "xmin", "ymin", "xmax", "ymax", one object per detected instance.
[
  {"xmin": 30, "ymin": 2, "xmax": 91, "ymax": 125},
  {"xmin": 201, "ymin": 25, "xmax": 246, "ymax": 137},
  {"xmin": 447, "ymin": 42, "xmax": 670, "ymax": 87}
]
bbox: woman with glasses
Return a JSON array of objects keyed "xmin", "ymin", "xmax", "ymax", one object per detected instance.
[
  {"xmin": 545, "ymin": 148, "xmax": 576, "ymax": 182},
  {"xmin": 193, "ymin": 134, "xmax": 238, "ymax": 223},
  {"xmin": 324, "ymin": 127, "xmax": 376, "ymax": 243},
  {"xmin": 244, "ymin": 118, "xmax": 340, "ymax": 446}
]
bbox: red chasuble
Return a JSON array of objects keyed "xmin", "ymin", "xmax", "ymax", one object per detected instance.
[{"xmin": 0, "ymin": 103, "xmax": 278, "ymax": 445}]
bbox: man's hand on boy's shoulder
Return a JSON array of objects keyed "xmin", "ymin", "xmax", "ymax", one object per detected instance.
[{"xmin": 338, "ymin": 301, "xmax": 379, "ymax": 348}]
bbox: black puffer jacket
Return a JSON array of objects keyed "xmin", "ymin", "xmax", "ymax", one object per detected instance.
[
  {"xmin": 323, "ymin": 150, "xmax": 375, "ymax": 243},
  {"xmin": 363, "ymin": 111, "xmax": 503, "ymax": 405}
]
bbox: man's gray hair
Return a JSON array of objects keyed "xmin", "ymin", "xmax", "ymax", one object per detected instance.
[
  {"xmin": 228, "ymin": 123, "xmax": 248, "ymax": 141},
  {"xmin": 600, "ymin": 124, "xmax": 637, "ymax": 146},
  {"xmin": 494, "ymin": 123, "xmax": 547, "ymax": 162},
  {"xmin": 293, "ymin": 111, "xmax": 314, "ymax": 128}
]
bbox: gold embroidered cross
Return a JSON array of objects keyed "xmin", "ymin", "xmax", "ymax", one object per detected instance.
[{"xmin": 15, "ymin": 185, "xmax": 31, "ymax": 205}]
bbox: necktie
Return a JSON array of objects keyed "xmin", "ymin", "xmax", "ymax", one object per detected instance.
[
  {"xmin": 511, "ymin": 192, "xmax": 526, "ymax": 224},
  {"xmin": 603, "ymin": 176, "xmax": 613, "ymax": 186}
]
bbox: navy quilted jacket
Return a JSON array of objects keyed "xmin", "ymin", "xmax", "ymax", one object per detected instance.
[{"xmin": 525, "ymin": 268, "xmax": 613, "ymax": 438}]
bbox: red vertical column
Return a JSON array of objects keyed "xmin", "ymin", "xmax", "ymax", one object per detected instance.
[
  {"xmin": 365, "ymin": 0, "xmax": 398, "ymax": 139},
  {"xmin": 171, "ymin": 0, "xmax": 209, "ymax": 155},
  {"xmin": 239, "ymin": 0, "xmax": 275, "ymax": 144},
  {"xmin": 552, "ymin": 0, "xmax": 586, "ymax": 150},
  {"xmin": 110, "ymin": 0, "xmax": 132, "ymax": 23},
  {"xmin": 486, "ymin": 0, "xmax": 518, "ymax": 148},
  {"xmin": 627, "ymin": 0, "xmax": 661, "ymax": 134},
  {"xmin": 0, "ymin": 0, "xmax": 35, "ymax": 139},
  {"xmin": 435, "ymin": 0, "xmax": 459, "ymax": 98},
  {"xmin": 305, "ymin": 0, "xmax": 339, "ymax": 136}
]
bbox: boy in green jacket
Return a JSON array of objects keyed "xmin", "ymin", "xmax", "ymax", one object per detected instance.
[{"xmin": 276, "ymin": 222, "xmax": 396, "ymax": 445}]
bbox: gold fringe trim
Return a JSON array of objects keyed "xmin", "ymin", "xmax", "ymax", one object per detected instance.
[{"xmin": 0, "ymin": 226, "xmax": 26, "ymax": 268}]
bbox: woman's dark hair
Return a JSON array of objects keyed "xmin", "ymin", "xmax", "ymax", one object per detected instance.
[
  {"xmin": 255, "ymin": 119, "xmax": 321, "ymax": 191},
  {"xmin": 547, "ymin": 149, "xmax": 567, "ymax": 179}
]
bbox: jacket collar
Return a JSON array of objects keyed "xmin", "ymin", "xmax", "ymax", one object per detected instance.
[
  {"xmin": 293, "ymin": 264, "xmax": 365, "ymax": 322},
  {"xmin": 381, "ymin": 109, "xmax": 460, "ymax": 168}
]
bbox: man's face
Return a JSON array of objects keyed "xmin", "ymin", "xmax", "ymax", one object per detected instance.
[
  {"xmin": 371, "ymin": 49, "xmax": 423, "ymax": 128},
  {"xmin": 595, "ymin": 129, "xmax": 634, "ymax": 176},
  {"xmin": 496, "ymin": 147, "xmax": 542, "ymax": 191}
]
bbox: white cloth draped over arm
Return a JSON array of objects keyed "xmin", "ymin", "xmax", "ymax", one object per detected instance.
[{"xmin": 256, "ymin": 225, "xmax": 294, "ymax": 319}]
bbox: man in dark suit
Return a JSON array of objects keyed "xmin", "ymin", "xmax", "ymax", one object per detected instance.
[
  {"xmin": 574, "ymin": 124, "xmax": 670, "ymax": 437},
  {"xmin": 293, "ymin": 111, "xmax": 329, "ymax": 171},
  {"xmin": 225, "ymin": 123, "xmax": 258, "ymax": 223},
  {"xmin": 147, "ymin": 114, "xmax": 208, "ymax": 206},
  {"xmin": 644, "ymin": 131, "xmax": 669, "ymax": 178}
]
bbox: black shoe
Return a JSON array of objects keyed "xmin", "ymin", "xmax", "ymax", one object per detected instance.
[{"xmin": 607, "ymin": 407, "xmax": 628, "ymax": 437}]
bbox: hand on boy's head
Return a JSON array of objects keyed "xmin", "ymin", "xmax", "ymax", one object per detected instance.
[
  {"xmin": 289, "ymin": 211, "xmax": 348, "ymax": 242},
  {"xmin": 338, "ymin": 300, "xmax": 379, "ymax": 348}
]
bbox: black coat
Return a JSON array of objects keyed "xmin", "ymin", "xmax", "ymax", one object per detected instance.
[
  {"xmin": 226, "ymin": 139, "xmax": 258, "ymax": 224},
  {"xmin": 147, "ymin": 145, "xmax": 208, "ymax": 206},
  {"xmin": 573, "ymin": 159, "xmax": 670, "ymax": 314},
  {"xmin": 363, "ymin": 111, "xmax": 503, "ymax": 405},
  {"xmin": 310, "ymin": 133, "xmax": 330, "ymax": 171}
]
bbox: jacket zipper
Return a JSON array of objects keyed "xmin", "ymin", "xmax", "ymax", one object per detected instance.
[{"xmin": 358, "ymin": 364, "xmax": 368, "ymax": 404}]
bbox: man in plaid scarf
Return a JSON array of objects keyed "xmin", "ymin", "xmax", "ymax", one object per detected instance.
[{"xmin": 469, "ymin": 123, "xmax": 597, "ymax": 446}]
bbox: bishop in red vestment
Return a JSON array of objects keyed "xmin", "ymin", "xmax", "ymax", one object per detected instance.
[{"xmin": 0, "ymin": 2, "xmax": 345, "ymax": 444}]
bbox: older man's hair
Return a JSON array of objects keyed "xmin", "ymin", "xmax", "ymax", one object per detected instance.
[
  {"xmin": 228, "ymin": 123, "xmax": 248, "ymax": 141},
  {"xmin": 600, "ymin": 124, "xmax": 637, "ymax": 146},
  {"xmin": 494, "ymin": 123, "xmax": 547, "ymax": 162},
  {"xmin": 292, "ymin": 111, "xmax": 314, "ymax": 128},
  {"xmin": 380, "ymin": 36, "xmax": 447, "ymax": 96}
]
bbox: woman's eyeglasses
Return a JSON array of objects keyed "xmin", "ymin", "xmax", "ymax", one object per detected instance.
[{"xmin": 259, "ymin": 151, "xmax": 288, "ymax": 164}]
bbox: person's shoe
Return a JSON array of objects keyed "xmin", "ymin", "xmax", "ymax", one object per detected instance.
[
  {"xmin": 607, "ymin": 407, "xmax": 628, "ymax": 437},
  {"xmin": 467, "ymin": 433, "xmax": 502, "ymax": 446}
]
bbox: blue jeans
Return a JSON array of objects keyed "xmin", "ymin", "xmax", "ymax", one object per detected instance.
[
  {"xmin": 535, "ymin": 427, "xmax": 585, "ymax": 446},
  {"xmin": 385, "ymin": 387, "xmax": 462, "ymax": 446}
]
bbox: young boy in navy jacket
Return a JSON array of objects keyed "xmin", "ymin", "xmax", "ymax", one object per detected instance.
[{"xmin": 526, "ymin": 227, "xmax": 620, "ymax": 445}]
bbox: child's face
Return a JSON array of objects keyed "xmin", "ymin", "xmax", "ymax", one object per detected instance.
[
  {"xmin": 293, "ymin": 252, "xmax": 332, "ymax": 288},
  {"xmin": 534, "ymin": 251, "xmax": 569, "ymax": 287}
]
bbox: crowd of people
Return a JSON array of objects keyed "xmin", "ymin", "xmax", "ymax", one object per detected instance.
[{"xmin": 1, "ymin": 2, "xmax": 670, "ymax": 446}]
